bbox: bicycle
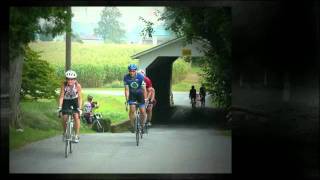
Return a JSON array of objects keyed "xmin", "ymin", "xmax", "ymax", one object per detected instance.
[
  {"xmin": 59, "ymin": 106, "xmax": 77, "ymax": 158},
  {"xmin": 92, "ymin": 113, "xmax": 104, "ymax": 133},
  {"xmin": 81, "ymin": 112, "xmax": 104, "ymax": 133},
  {"xmin": 126, "ymin": 101, "xmax": 144, "ymax": 146}
]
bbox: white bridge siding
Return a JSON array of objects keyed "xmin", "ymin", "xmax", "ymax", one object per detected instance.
[{"xmin": 131, "ymin": 37, "xmax": 208, "ymax": 72}]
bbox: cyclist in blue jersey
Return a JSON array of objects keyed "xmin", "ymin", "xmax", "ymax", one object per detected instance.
[{"xmin": 124, "ymin": 64, "xmax": 147, "ymax": 133}]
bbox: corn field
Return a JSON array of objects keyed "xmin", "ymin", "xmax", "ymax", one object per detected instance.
[{"xmin": 29, "ymin": 41, "xmax": 191, "ymax": 88}]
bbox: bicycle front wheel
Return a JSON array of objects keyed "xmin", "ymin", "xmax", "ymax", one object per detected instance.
[
  {"xmin": 135, "ymin": 117, "xmax": 139, "ymax": 146},
  {"xmin": 65, "ymin": 140, "xmax": 69, "ymax": 158}
]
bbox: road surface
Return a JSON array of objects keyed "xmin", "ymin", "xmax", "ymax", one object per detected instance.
[{"xmin": 10, "ymin": 125, "xmax": 231, "ymax": 174}]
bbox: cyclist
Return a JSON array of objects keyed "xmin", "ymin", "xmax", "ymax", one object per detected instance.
[
  {"xmin": 199, "ymin": 84, "xmax": 206, "ymax": 107},
  {"xmin": 83, "ymin": 95, "xmax": 99, "ymax": 128},
  {"xmin": 124, "ymin": 64, "xmax": 147, "ymax": 133},
  {"xmin": 189, "ymin": 85, "xmax": 197, "ymax": 108},
  {"xmin": 57, "ymin": 70, "xmax": 82, "ymax": 143},
  {"xmin": 139, "ymin": 69, "xmax": 156, "ymax": 127}
]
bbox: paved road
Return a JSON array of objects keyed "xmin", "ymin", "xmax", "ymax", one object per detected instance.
[{"xmin": 10, "ymin": 125, "xmax": 231, "ymax": 173}]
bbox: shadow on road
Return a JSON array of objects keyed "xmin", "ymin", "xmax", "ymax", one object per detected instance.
[{"xmin": 153, "ymin": 105, "xmax": 229, "ymax": 130}]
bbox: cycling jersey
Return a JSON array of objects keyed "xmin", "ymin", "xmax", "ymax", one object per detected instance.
[
  {"xmin": 124, "ymin": 72, "xmax": 146, "ymax": 107},
  {"xmin": 83, "ymin": 101, "xmax": 95, "ymax": 113},
  {"xmin": 62, "ymin": 81, "xmax": 79, "ymax": 115},
  {"xmin": 63, "ymin": 82, "xmax": 79, "ymax": 99},
  {"xmin": 189, "ymin": 88, "xmax": 196, "ymax": 99},
  {"xmin": 144, "ymin": 76, "xmax": 152, "ymax": 89},
  {"xmin": 200, "ymin": 86, "xmax": 206, "ymax": 96},
  {"xmin": 123, "ymin": 72, "xmax": 145, "ymax": 95}
]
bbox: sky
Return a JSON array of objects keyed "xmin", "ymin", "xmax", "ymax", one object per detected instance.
[{"xmin": 71, "ymin": 6, "xmax": 165, "ymax": 34}]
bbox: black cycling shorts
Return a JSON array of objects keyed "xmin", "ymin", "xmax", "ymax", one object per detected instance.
[
  {"xmin": 128, "ymin": 92, "xmax": 145, "ymax": 106},
  {"xmin": 62, "ymin": 98, "xmax": 79, "ymax": 115}
]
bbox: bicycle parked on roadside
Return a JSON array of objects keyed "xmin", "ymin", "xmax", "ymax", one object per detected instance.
[{"xmin": 81, "ymin": 112, "xmax": 104, "ymax": 133}]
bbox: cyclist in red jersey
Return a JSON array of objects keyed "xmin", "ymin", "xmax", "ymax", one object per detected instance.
[{"xmin": 139, "ymin": 69, "xmax": 156, "ymax": 126}]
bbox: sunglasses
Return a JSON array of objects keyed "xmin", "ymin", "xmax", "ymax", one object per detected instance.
[
  {"xmin": 129, "ymin": 70, "xmax": 136, "ymax": 72},
  {"xmin": 66, "ymin": 78, "xmax": 75, "ymax": 80}
]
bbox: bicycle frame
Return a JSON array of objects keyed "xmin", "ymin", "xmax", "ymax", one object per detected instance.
[
  {"xmin": 64, "ymin": 107, "xmax": 76, "ymax": 158},
  {"xmin": 92, "ymin": 113, "xmax": 104, "ymax": 132}
]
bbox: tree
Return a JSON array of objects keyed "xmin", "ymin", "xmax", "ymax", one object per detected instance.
[
  {"xmin": 139, "ymin": 16, "xmax": 155, "ymax": 38},
  {"xmin": 9, "ymin": 7, "xmax": 71, "ymax": 128},
  {"xmin": 21, "ymin": 47, "xmax": 60, "ymax": 100},
  {"xmin": 159, "ymin": 7, "xmax": 231, "ymax": 107},
  {"xmin": 94, "ymin": 7, "xmax": 126, "ymax": 43},
  {"xmin": 38, "ymin": 33, "xmax": 54, "ymax": 41}
]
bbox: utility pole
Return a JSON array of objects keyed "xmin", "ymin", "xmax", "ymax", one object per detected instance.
[{"xmin": 65, "ymin": 6, "xmax": 72, "ymax": 71}]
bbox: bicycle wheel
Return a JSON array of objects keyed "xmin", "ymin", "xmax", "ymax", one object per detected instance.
[
  {"xmin": 96, "ymin": 120, "xmax": 104, "ymax": 133},
  {"xmin": 65, "ymin": 120, "xmax": 71, "ymax": 158},
  {"xmin": 69, "ymin": 124, "xmax": 74, "ymax": 154},
  {"xmin": 135, "ymin": 116, "xmax": 139, "ymax": 146}
]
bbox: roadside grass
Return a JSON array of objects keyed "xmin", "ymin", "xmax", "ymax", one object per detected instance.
[
  {"xmin": 81, "ymin": 92, "xmax": 128, "ymax": 124},
  {"xmin": 10, "ymin": 127, "xmax": 60, "ymax": 150},
  {"xmin": 10, "ymin": 99, "xmax": 96, "ymax": 150}
]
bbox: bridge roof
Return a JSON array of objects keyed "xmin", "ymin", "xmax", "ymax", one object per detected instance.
[{"xmin": 131, "ymin": 37, "xmax": 185, "ymax": 59}]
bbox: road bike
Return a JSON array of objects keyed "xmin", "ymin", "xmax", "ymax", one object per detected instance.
[
  {"xmin": 126, "ymin": 101, "xmax": 145, "ymax": 146},
  {"xmin": 60, "ymin": 106, "xmax": 77, "ymax": 158}
]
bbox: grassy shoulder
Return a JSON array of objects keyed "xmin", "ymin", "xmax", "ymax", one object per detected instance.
[{"xmin": 10, "ymin": 99, "xmax": 97, "ymax": 150}]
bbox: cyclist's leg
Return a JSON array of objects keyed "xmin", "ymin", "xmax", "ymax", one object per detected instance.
[
  {"xmin": 147, "ymin": 103, "xmax": 153, "ymax": 124},
  {"xmin": 61, "ymin": 100, "xmax": 70, "ymax": 134},
  {"xmin": 128, "ymin": 102, "xmax": 136, "ymax": 128},
  {"xmin": 137, "ymin": 94, "xmax": 146, "ymax": 128},
  {"xmin": 70, "ymin": 98, "xmax": 80, "ymax": 138},
  {"xmin": 73, "ymin": 113, "xmax": 80, "ymax": 134},
  {"xmin": 138, "ymin": 105, "xmax": 146, "ymax": 127},
  {"xmin": 61, "ymin": 114, "xmax": 68, "ymax": 132}
]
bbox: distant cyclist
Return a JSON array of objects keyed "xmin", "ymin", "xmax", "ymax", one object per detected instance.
[
  {"xmin": 199, "ymin": 84, "xmax": 206, "ymax": 107},
  {"xmin": 124, "ymin": 64, "xmax": 147, "ymax": 133},
  {"xmin": 139, "ymin": 69, "xmax": 156, "ymax": 127},
  {"xmin": 57, "ymin": 70, "xmax": 82, "ymax": 143},
  {"xmin": 189, "ymin": 85, "xmax": 196, "ymax": 108}
]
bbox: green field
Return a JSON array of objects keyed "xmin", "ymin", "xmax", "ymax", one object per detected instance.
[{"xmin": 29, "ymin": 41, "xmax": 153, "ymax": 66}]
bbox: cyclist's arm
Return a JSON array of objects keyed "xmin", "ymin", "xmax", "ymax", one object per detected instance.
[
  {"xmin": 124, "ymin": 85, "xmax": 129, "ymax": 102},
  {"xmin": 146, "ymin": 87, "xmax": 152, "ymax": 100},
  {"xmin": 77, "ymin": 83, "xmax": 82, "ymax": 109},
  {"xmin": 148, "ymin": 87, "xmax": 155, "ymax": 102},
  {"xmin": 142, "ymin": 83, "xmax": 147, "ymax": 100},
  {"xmin": 58, "ymin": 83, "xmax": 64, "ymax": 108}
]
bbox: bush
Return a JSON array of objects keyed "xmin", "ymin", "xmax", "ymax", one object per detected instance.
[
  {"xmin": 21, "ymin": 46, "xmax": 60, "ymax": 99},
  {"xmin": 172, "ymin": 58, "xmax": 191, "ymax": 84},
  {"xmin": 104, "ymin": 80, "xmax": 123, "ymax": 88}
]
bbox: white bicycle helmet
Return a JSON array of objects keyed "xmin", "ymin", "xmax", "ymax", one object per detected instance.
[{"xmin": 65, "ymin": 70, "xmax": 77, "ymax": 78}]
